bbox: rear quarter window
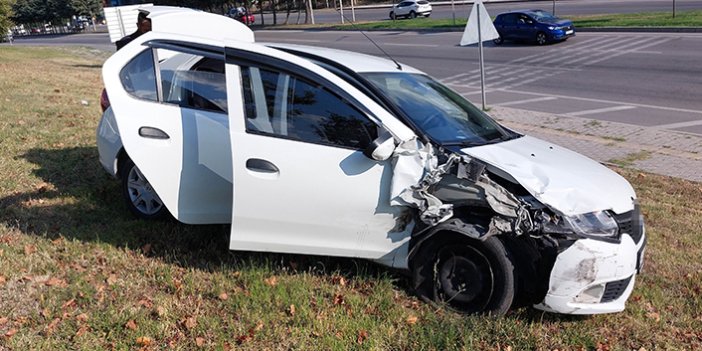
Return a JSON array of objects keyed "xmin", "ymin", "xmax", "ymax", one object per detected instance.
[{"xmin": 120, "ymin": 49, "xmax": 158, "ymax": 101}]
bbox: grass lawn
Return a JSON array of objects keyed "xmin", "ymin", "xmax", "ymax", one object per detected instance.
[
  {"xmin": 318, "ymin": 10, "xmax": 702, "ymax": 31},
  {"xmin": 0, "ymin": 46, "xmax": 701, "ymax": 349}
]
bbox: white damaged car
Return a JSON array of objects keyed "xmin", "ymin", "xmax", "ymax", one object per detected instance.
[{"xmin": 97, "ymin": 6, "xmax": 646, "ymax": 315}]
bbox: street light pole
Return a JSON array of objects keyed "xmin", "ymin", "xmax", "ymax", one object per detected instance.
[{"xmin": 552, "ymin": 0, "xmax": 556, "ymax": 15}]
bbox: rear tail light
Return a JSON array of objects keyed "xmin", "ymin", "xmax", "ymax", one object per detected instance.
[{"xmin": 100, "ymin": 88, "xmax": 110, "ymax": 112}]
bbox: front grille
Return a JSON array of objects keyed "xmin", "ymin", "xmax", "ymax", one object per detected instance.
[
  {"xmin": 613, "ymin": 205, "xmax": 643, "ymax": 244},
  {"xmin": 601, "ymin": 275, "xmax": 633, "ymax": 303}
]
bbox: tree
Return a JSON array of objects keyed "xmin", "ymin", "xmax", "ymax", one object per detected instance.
[
  {"xmin": 71, "ymin": 0, "xmax": 101, "ymax": 18},
  {"xmin": 0, "ymin": 0, "xmax": 14, "ymax": 36}
]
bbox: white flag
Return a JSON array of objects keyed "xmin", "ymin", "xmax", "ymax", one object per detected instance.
[{"xmin": 459, "ymin": 0, "xmax": 500, "ymax": 46}]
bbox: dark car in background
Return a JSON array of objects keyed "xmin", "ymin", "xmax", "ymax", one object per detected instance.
[{"xmin": 493, "ymin": 10, "xmax": 575, "ymax": 45}]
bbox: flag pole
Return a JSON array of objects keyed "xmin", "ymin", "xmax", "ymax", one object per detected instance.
[{"xmin": 477, "ymin": 2, "xmax": 486, "ymax": 111}]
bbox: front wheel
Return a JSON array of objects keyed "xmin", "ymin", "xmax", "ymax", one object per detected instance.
[
  {"xmin": 120, "ymin": 158, "xmax": 168, "ymax": 220},
  {"xmin": 389, "ymin": 11, "xmax": 396, "ymax": 20},
  {"xmin": 536, "ymin": 32, "xmax": 548, "ymax": 45},
  {"xmin": 413, "ymin": 235, "xmax": 515, "ymax": 315},
  {"xmin": 409, "ymin": 11, "xmax": 417, "ymax": 19}
]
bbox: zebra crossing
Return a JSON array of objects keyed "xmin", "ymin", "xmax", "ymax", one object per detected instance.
[{"xmin": 440, "ymin": 35, "xmax": 676, "ymax": 91}]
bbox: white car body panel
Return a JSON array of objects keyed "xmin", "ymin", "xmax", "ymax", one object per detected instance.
[
  {"xmin": 96, "ymin": 107, "xmax": 121, "ymax": 177},
  {"xmin": 462, "ymin": 136, "xmax": 636, "ymax": 216},
  {"xmin": 535, "ymin": 230, "xmax": 645, "ymax": 314}
]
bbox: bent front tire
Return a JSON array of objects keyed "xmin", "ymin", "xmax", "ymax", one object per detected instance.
[
  {"xmin": 120, "ymin": 158, "xmax": 168, "ymax": 220},
  {"xmin": 413, "ymin": 236, "xmax": 515, "ymax": 315}
]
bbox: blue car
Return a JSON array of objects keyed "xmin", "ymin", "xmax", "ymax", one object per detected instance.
[{"xmin": 493, "ymin": 10, "xmax": 575, "ymax": 45}]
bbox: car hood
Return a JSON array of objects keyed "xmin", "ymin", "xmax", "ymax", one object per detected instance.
[
  {"xmin": 461, "ymin": 136, "xmax": 636, "ymax": 216},
  {"xmin": 543, "ymin": 19, "xmax": 572, "ymax": 27}
]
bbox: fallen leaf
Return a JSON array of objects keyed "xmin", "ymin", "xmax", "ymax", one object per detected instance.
[
  {"xmin": 236, "ymin": 334, "xmax": 252, "ymax": 344},
  {"xmin": 154, "ymin": 306, "xmax": 167, "ymax": 318},
  {"xmin": 137, "ymin": 298, "xmax": 153, "ymax": 308},
  {"xmin": 357, "ymin": 329, "xmax": 368, "ymax": 344},
  {"xmin": 106, "ymin": 274, "xmax": 118, "ymax": 286},
  {"xmin": 45, "ymin": 277, "xmax": 67, "ymax": 287},
  {"xmin": 76, "ymin": 313, "xmax": 89, "ymax": 322},
  {"xmin": 195, "ymin": 337, "xmax": 205, "ymax": 347},
  {"xmin": 0, "ymin": 317, "xmax": 7, "ymax": 325},
  {"xmin": 51, "ymin": 237, "xmax": 63, "ymax": 245},
  {"xmin": 218, "ymin": 292, "xmax": 229, "ymax": 301},
  {"xmin": 136, "ymin": 336, "xmax": 153, "ymax": 346},
  {"xmin": 646, "ymin": 311, "xmax": 661, "ymax": 322},
  {"xmin": 333, "ymin": 293, "xmax": 345, "ymax": 305},
  {"xmin": 288, "ymin": 304, "xmax": 296, "ymax": 316},
  {"xmin": 254, "ymin": 321, "xmax": 264, "ymax": 332},
  {"xmin": 46, "ymin": 318, "xmax": 61, "ymax": 335},
  {"xmin": 125, "ymin": 319, "xmax": 138, "ymax": 330},
  {"xmin": 264, "ymin": 276, "xmax": 278, "ymax": 286},
  {"xmin": 0, "ymin": 275, "xmax": 5, "ymax": 285},
  {"xmin": 24, "ymin": 244, "xmax": 36, "ymax": 255},
  {"xmin": 332, "ymin": 275, "xmax": 347, "ymax": 287},
  {"xmin": 61, "ymin": 299, "xmax": 76, "ymax": 309},
  {"xmin": 183, "ymin": 316, "xmax": 197, "ymax": 330},
  {"xmin": 406, "ymin": 315, "xmax": 418, "ymax": 325},
  {"xmin": 75, "ymin": 325, "xmax": 89, "ymax": 337},
  {"xmin": 5, "ymin": 328, "xmax": 17, "ymax": 338}
]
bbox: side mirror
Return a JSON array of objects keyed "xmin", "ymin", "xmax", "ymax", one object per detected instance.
[{"xmin": 363, "ymin": 132, "xmax": 396, "ymax": 161}]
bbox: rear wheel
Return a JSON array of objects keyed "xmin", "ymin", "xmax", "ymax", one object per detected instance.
[
  {"xmin": 120, "ymin": 158, "xmax": 167, "ymax": 220},
  {"xmin": 413, "ymin": 235, "xmax": 515, "ymax": 315},
  {"xmin": 409, "ymin": 11, "xmax": 417, "ymax": 19},
  {"xmin": 536, "ymin": 32, "xmax": 548, "ymax": 45},
  {"xmin": 389, "ymin": 11, "xmax": 396, "ymax": 20}
]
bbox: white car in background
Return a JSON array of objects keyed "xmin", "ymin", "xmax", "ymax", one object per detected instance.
[
  {"xmin": 98, "ymin": 6, "xmax": 645, "ymax": 316},
  {"xmin": 389, "ymin": 0, "xmax": 432, "ymax": 19}
]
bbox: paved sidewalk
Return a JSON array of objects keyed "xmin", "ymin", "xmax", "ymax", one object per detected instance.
[{"xmin": 489, "ymin": 106, "xmax": 702, "ymax": 182}]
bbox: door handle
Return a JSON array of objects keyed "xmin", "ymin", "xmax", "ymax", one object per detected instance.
[
  {"xmin": 246, "ymin": 158, "xmax": 279, "ymax": 173},
  {"xmin": 139, "ymin": 127, "xmax": 169, "ymax": 140}
]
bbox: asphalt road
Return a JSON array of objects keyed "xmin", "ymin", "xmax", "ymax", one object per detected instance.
[
  {"xmin": 5, "ymin": 29, "xmax": 702, "ymax": 135},
  {"xmin": 259, "ymin": 0, "xmax": 702, "ymax": 25}
]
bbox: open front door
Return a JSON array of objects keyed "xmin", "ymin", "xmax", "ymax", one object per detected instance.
[{"xmin": 225, "ymin": 47, "xmax": 412, "ymax": 263}]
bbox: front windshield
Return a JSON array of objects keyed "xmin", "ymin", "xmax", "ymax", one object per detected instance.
[
  {"xmin": 531, "ymin": 10, "xmax": 559, "ymax": 22},
  {"xmin": 362, "ymin": 72, "xmax": 515, "ymax": 146}
]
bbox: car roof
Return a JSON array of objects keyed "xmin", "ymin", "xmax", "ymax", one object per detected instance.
[
  {"xmin": 497, "ymin": 9, "xmax": 545, "ymax": 16},
  {"xmin": 264, "ymin": 43, "xmax": 424, "ymax": 74},
  {"xmin": 134, "ymin": 7, "xmax": 421, "ymax": 74}
]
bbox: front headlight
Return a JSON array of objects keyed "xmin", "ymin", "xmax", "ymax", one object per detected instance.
[
  {"xmin": 548, "ymin": 26, "xmax": 556, "ymax": 30},
  {"xmin": 564, "ymin": 211, "xmax": 619, "ymax": 239}
]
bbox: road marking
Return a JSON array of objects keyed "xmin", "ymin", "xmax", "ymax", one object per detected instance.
[
  {"xmin": 651, "ymin": 120, "xmax": 702, "ymax": 129},
  {"xmin": 385, "ymin": 43, "xmax": 439, "ymax": 47},
  {"xmin": 564, "ymin": 105, "xmax": 637, "ymax": 116},
  {"xmin": 501, "ymin": 88, "xmax": 702, "ymax": 116},
  {"xmin": 494, "ymin": 96, "xmax": 558, "ymax": 106},
  {"xmin": 280, "ymin": 38, "xmax": 322, "ymax": 43}
]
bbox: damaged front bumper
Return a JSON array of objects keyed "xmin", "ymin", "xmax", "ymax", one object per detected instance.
[{"xmin": 535, "ymin": 225, "xmax": 646, "ymax": 315}]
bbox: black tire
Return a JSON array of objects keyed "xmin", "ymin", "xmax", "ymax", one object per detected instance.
[
  {"xmin": 424, "ymin": 13, "xmax": 431, "ymax": 18},
  {"xmin": 536, "ymin": 32, "xmax": 548, "ymax": 45},
  {"xmin": 412, "ymin": 235, "xmax": 515, "ymax": 315},
  {"xmin": 120, "ymin": 158, "xmax": 168, "ymax": 220},
  {"xmin": 493, "ymin": 36, "xmax": 504, "ymax": 45},
  {"xmin": 409, "ymin": 11, "xmax": 417, "ymax": 19},
  {"xmin": 389, "ymin": 11, "xmax": 396, "ymax": 20}
]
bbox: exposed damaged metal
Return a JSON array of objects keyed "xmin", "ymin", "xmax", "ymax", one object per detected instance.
[{"xmin": 389, "ymin": 139, "xmax": 534, "ymax": 238}]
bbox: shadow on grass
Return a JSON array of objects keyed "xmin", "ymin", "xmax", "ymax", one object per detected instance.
[
  {"xmin": 0, "ymin": 147, "xmax": 397, "ymax": 281},
  {"xmin": 1, "ymin": 146, "xmax": 587, "ymax": 322}
]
